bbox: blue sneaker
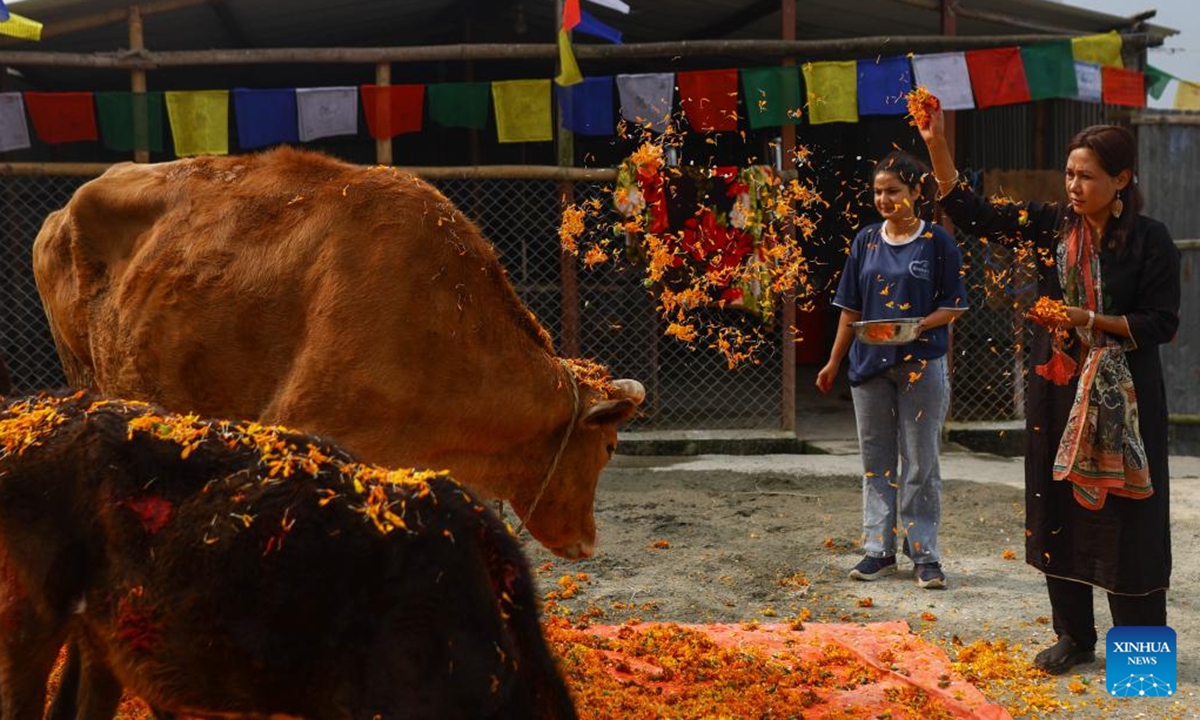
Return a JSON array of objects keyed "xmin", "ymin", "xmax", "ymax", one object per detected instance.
[
  {"xmin": 915, "ymin": 562, "xmax": 946, "ymax": 589},
  {"xmin": 848, "ymin": 555, "xmax": 897, "ymax": 581}
]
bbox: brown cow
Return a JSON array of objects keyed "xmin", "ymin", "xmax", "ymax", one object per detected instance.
[
  {"xmin": 33, "ymin": 147, "xmax": 642, "ymax": 560},
  {"xmin": 0, "ymin": 391, "xmax": 577, "ymax": 720}
]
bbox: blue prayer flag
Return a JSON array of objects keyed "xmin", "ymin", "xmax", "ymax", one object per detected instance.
[
  {"xmin": 857, "ymin": 56, "xmax": 913, "ymax": 116},
  {"xmin": 0, "ymin": 1, "xmax": 9, "ymax": 21},
  {"xmin": 233, "ymin": 88, "xmax": 299, "ymax": 149},
  {"xmin": 576, "ymin": 10, "xmax": 622, "ymax": 44},
  {"xmin": 557, "ymin": 76, "xmax": 615, "ymax": 136}
]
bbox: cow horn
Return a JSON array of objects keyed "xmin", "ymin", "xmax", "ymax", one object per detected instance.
[{"xmin": 610, "ymin": 379, "xmax": 645, "ymax": 405}]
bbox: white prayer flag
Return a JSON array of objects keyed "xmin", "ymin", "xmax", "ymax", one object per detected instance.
[
  {"xmin": 616, "ymin": 73, "xmax": 674, "ymax": 134},
  {"xmin": 296, "ymin": 87, "xmax": 358, "ymax": 142},
  {"xmin": 911, "ymin": 52, "xmax": 975, "ymax": 111},
  {"xmin": 583, "ymin": 0, "xmax": 630, "ymax": 14},
  {"xmin": 0, "ymin": 92, "xmax": 31, "ymax": 152},
  {"xmin": 1073, "ymin": 62, "xmax": 1103, "ymax": 103}
]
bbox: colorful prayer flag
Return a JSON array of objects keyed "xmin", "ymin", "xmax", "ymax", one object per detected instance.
[
  {"xmin": 427, "ymin": 82, "xmax": 490, "ymax": 129},
  {"xmin": 165, "ymin": 90, "xmax": 229, "ymax": 157},
  {"xmin": 563, "ymin": 0, "xmax": 581, "ymax": 30},
  {"xmin": 1144, "ymin": 65, "xmax": 1174, "ymax": 101},
  {"xmin": 741, "ymin": 66, "xmax": 801, "ymax": 129},
  {"xmin": 557, "ymin": 75, "xmax": 615, "ymax": 136},
  {"xmin": 232, "ymin": 88, "xmax": 298, "ymax": 149},
  {"xmin": 576, "ymin": 10, "xmax": 622, "ymax": 43},
  {"xmin": 360, "ymin": 84, "xmax": 425, "ymax": 139},
  {"xmin": 0, "ymin": 1, "xmax": 9, "ymax": 21},
  {"xmin": 677, "ymin": 69, "xmax": 739, "ymax": 132},
  {"xmin": 555, "ymin": 28, "xmax": 583, "ymax": 87},
  {"xmin": 492, "ymin": 79, "xmax": 552, "ymax": 143},
  {"xmin": 583, "ymin": 0, "xmax": 629, "ymax": 13},
  {"xmin": 802, "ymin": 61, "xmax": 858, "ymax": 125},
  {"xmin": 1071, "ymin": 31, "xmax": 1123, "ymax": 69},
  {"xmin": 1020, "ymin": 42, "xmax": 1078, "ymax": 100},
  {"xmin": 295, "ymin": 87, "xmax": 358, "ymax": 142},
  {"xmin": 856, "ymin": 56, "xmax": 912, "ymax": 116},
  {"xmin": 24, "ymin": 92, "xmax": 98, "ymax": 144},
  {"xmin": 616, "ymin": 72, "xmax": 673, "ymax": 133},
  {"xmin": 911, "ymin": 52, "xmax": 975, "ymax": 111},
  {"xmin": 0, "ymin": 12, "xmax": 42, "ymax": 41},
  {"xmin": 1175, "ymin": 81, "xmax": 1200, "ymax": 111},
  {"xmin": 0, "ymin": 92, "xmax": 30, "ymax": 152},
  {"xmin": 1101, "ymin": 66, "xmax": 1144, "ymax": 107},
  {"xmin": 95, "ymin": 91, "xmax": 165, "ymax": 153},
  {"xmin": 1074, "ymin": 62, "xmax": 1103, "ymax": 103},
  {"xmin": 965, "ymin": 47, "xmax": 1030, "ymax": 108}
]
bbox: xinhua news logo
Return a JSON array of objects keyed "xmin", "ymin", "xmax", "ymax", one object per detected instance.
[{"xmin": 1106, "ymin": 626, "xmax": 1176, "ymax": 697}]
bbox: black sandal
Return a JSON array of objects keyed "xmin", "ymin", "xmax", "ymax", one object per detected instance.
[{"xmin": 1033, "ymin": 635, "xmax": 1096, "ymax": 675}]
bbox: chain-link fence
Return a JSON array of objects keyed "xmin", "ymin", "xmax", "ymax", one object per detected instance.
[{"xmin": 1, "ymin": 171, "xmax": 1026, "ymax": 427}]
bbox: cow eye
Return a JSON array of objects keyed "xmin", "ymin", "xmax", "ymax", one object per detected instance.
[{"xmin": 605, "ymin": 443, "xmax": 616, "ymax": 458}]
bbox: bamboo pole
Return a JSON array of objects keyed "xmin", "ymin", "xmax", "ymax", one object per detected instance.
[
  {"xmin": 0, "ymin": 32, "xmax": 1164, "ymax": 69},
  {"xmin": 129, "ymin": 7, "xmax": 149, "ymax": 163},
  {"xmin": 374, "ymin": 62, "xmax": 392, "ymax": 166},
  {"xmin": 0, "ymin": 161, "xmax": 619, "ymax": 180}
]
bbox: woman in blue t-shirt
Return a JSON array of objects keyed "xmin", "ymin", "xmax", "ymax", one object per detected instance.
[{"xmin": 817, "ymin": 151, "xmax": 968, "ymax": 589}]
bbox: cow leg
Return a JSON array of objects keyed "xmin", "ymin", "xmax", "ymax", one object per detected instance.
[
  {"xmin": 0, "ymin": 620, "xmax": 62, "ymax": 720},
  {"xmin": 74, "ymin": 640, "xmax": 122, "ymax": 720}
]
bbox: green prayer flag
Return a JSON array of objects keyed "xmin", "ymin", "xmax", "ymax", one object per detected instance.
[
  {"xmin": 1144, "ymin": 65, "xmax": 1174, "ymax": 100},
  {"xmin": 740, "ymin": 66, "xmax": 801, "ymax": 129},
  {"xmin": 1020, "ymin": 42, "xmax": 1078, "ymax": 100},
  {"xmin": 427, "ymin": 82, "xmax": 490, "ymax": 129},
  {"xmin": 95, "ymin": 91, "xmax": 164, "ymax": 153}
]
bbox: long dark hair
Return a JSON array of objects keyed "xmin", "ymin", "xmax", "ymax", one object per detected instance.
[
  {"xmin": 1065, "ymin": 125, "xmax": 1143, "ymax": 252},
  {"xmin": 873, "ymin": 150, "xmax": 937, "ymax": 221}
]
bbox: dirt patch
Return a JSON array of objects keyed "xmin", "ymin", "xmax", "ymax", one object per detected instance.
[{"xmin": 525, "ymin": 459, "xmax": 1200, "ymax": 718}]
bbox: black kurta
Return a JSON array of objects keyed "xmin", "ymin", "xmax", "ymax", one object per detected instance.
[{"xmin": 940, "ymin": 184, "xmax": 1181, "ymax": 595}]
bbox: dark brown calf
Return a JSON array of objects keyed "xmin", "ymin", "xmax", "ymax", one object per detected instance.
[{"xmin": 0, "ymin": 392, "xmax": 575, "ymax": 720}]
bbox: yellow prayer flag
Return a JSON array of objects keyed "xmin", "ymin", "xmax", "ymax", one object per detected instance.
[
  {"xmin": 555, "ymin": 29, "xmax": 583, "ymax": 87},
  {"xmin": 165, "ymin": 90, "xmax": 229, "ymax": 157},
  {"xmin": 491, "ymin": 80, "xmax": 552, "ymax": 144},
  {"xmin": 1174, "ymin": 81, "xmax": 1200, "ymax": 111},
  {"xmin": 0, "ymin": 12, "xmax": 44, "ymax": 41},
  {"xmin": 802, "ymin": 61, "xmax": 858, "ymax": 125},
  {"xmin": 1071, "ymin": 31, "xmax": 1123, "ymax": 69}
]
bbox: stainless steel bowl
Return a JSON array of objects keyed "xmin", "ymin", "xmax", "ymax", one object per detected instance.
[{"xmin": 852, "ymin": 318, "xmax": 923, "ymax": 346}]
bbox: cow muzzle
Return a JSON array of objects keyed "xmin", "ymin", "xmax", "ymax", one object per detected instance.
[{"xmin": 552, "ymin": 539, "xmax": 595, "ymax": 561}]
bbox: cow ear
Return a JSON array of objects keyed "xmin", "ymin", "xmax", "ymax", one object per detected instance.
[{"xmin": 580, "ymin": 398, "xmax": 637, "ymax": 429}]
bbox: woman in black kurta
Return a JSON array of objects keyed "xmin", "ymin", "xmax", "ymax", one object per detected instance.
[{"xmin": 919, "ymin": 115, "xmax": 1181, "ymax": 675}]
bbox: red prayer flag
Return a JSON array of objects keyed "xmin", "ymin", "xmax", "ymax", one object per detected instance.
[
  {"xmin": 360, "ymin": 84, "xmax": 426, "ymax": 139},
  {"xmin": 1102, "ymin": 67, "xmax": 1145, "ymax": 107},
  {"xmin": 563, "ymin": 0, "xmax": 581, "ymax": 30},
  {"xmin": 676, "ymin": 69, "xmax": 739, "ymax": 132},
  {"xmin": 23, "ymin": 92, "xmax": 98, "ymax": 144},
  {"xmin": 964, "ymin": 47, "xmax": 1030, "ymax": 108}
]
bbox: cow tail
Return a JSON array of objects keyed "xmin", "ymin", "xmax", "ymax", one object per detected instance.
[{"xmin": 480, "ymin": 516, "xmax": 578, "ymax": 720}]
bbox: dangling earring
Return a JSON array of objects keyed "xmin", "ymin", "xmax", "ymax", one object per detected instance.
[{"xmin": 1111, "ymin": 191, "xmax": 1124, "ymax": 218}]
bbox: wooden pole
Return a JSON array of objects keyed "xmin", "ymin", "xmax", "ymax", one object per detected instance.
[
  {"xmin": 555, "ymin": 0, "xmax": 581, "ymax": 359},
  {"xmin": 0, "ymin": 33, "xmax": 1165, "ymax": 69},
  {"xmin": 779, "ymin": 0, "xmax": 796, "ymax": 433},
  {"xmin": 374, "ymin": 62, "xmax": 392, "ymax": 165},
  {"xmin": 128, "ymin": 6, "xmax": 149, "ymax": 163}
]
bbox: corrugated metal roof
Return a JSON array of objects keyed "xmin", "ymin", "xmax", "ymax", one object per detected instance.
[
  {"xmin": 4, "ymin": 0, "xmax": 1176, "ymax": 50},
  {"xmin": 0, "ymin": 0, "xmax": 1176, "ymax": 90}
]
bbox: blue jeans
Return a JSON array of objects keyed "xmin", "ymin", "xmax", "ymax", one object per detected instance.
[{"xmin": 850, "ymin": 356, "xmax": 949, "ymax": 565}]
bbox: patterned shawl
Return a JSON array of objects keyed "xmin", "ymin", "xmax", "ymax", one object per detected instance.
[{"xmin": 1050, "ymin": 221, "xmax": 1151, "ymax": 509}]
